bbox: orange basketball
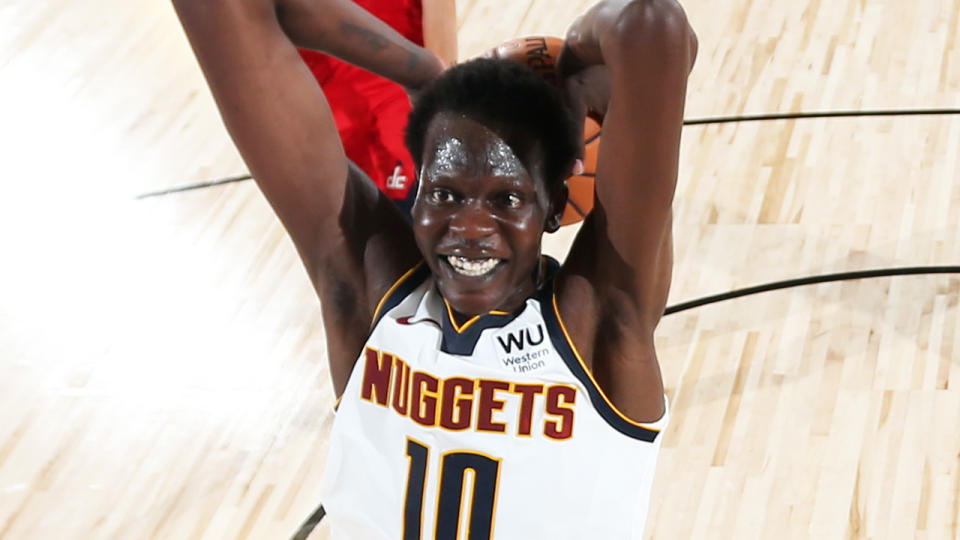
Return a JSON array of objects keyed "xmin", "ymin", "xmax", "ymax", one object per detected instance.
[{"xmin": 488, "ymin": 36, "xmax": 599, "ymax": 226}]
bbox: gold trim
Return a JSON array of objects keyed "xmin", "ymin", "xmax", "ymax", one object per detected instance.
[
  {"xmin": 443, "ymin": 299, "xmax": 481, "ymax": 333},
  {"xmin": 371, "ymin": 262, "xmax": 425, "ymax": 327},
  {"xmin": 550, "ymin": 293, "xmax": 661, "ymax": 432},
  {"xmin": 442, "ymin": 303, "xmax": 512, "ymax": 333}
]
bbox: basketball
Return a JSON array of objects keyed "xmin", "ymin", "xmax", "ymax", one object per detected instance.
[{"xmin": 488, "ymin": 36, "xmax": 599, "ymax": 226}]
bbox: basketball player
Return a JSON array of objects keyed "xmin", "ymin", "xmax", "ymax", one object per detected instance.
[
  {"xmin": 172, "ymin": 0, "xmax": 696, "ymax": 537},
  {"xmin": 297, "ymin": 0, "xmax": 457, "ymax": 217}
]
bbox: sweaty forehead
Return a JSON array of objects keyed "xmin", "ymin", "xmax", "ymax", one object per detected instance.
[{"xmin": 421, "ymin": 114, "xmax": 534, "ymax": 181}]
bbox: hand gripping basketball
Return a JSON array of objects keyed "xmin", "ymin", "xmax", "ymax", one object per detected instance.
[{"xmin": 487, "ymin": 36, "xmax": 600, "ymax": 226}]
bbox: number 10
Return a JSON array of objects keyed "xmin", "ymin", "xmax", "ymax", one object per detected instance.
[{"xmin": 403, "ymin": 438, "xmax": 501, "ymax": 539}]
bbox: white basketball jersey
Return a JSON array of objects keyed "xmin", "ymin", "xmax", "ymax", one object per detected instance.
[{"xmin": 319, "ymin": 258, "xmax": 668, "ymax": 539}]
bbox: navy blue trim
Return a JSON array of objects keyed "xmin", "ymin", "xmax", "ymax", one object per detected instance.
[
  {"xmin": 371, "ymin": 263, "xmax": 432, "ymax": 330},
  {"xmin": 536, "ymin": 265, "xmax": 661, "ymax": 443},
  {"xmin": 440, "ymin": 310, "xmax": 521, "ymax": 356}
]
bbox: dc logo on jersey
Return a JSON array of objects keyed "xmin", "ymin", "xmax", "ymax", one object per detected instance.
[
  {"xmin": 494, "ymin": 324, "xmax": 550, "ymax": 373},
  {"xmin": 386, "ymin": 163, "xmax": 407, "ymax": 190}
]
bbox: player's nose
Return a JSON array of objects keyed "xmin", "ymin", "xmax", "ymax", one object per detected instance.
[{"xmin": 448, "ymin": 199, "xmax": 496, "ymax": 240}]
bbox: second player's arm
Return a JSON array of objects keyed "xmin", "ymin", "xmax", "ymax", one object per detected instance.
[{"xmin": 172, "ymin": 0, "xmax": 440, "ymax": 256}]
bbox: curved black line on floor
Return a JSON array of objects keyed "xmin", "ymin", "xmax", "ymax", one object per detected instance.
[
  {"xmin": 137, "ymin": 107, "xmax": 960, "ymax": 200},
  {"xmin": 290, "ymin": 504, "xmax": 325, "ymax": 540},
  {"xmin": 664, "ymin": 266, "xmax": 960, "ymax": 315}
]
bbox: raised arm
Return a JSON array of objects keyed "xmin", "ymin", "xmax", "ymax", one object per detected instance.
[
  {"xmin": 560, "ymin": 0, "xmax": 695, "ymax": 322},
  {"xmin": 172, "ymin": 0, "xmax": 443, "ymax": 390},
  {"xmin": 555, "ymin": 0, "xmax": 696, "ymax": 420}
]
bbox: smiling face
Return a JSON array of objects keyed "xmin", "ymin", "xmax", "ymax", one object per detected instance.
[{"xmin": 411, "ymin": 113, "xmax": 564, "ymax": 317}]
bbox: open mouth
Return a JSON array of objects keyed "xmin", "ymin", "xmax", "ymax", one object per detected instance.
[{"xmin": 444, "ymin": 255, "xmax": 502, "ymax": 277}]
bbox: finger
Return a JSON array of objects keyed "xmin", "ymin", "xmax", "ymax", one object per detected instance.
[{"xmin": 572, "ymin": 159, "xmax": 585, "ymax": 175}]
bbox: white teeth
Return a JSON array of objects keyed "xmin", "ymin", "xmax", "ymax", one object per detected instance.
[{"xmin": 446, "ymin": 255, "xmax": 500, "ymax": 277}]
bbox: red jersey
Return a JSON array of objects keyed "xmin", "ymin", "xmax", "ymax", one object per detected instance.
[{"xmin": 298, "ymin": 0, "xmax": 424, "ymax": 204}]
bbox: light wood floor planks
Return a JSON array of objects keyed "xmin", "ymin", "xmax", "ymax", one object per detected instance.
[{"xmin": 1, "ymin": 0, "xmax": 958, "ymax": 538}]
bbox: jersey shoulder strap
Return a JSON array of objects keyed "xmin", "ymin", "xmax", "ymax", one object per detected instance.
[
  {"xmin": 535, "ymin": 257, "xmax": 667, "ymax": 442},
  {"xmin": 371, "ymin": 261, "xmax": 431, "ymax": 329}
]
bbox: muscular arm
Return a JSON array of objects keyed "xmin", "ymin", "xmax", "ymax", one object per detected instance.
[
  {"xmin": 171, "ymin": 0, "xmax": 442, "ymax": 391},
  {"xmin": 556, "ymin": 0, "xmax": 697, "ymax": 420},
  {"xmin": 278, "ymin": 0, "xmax": 445, "ymax": 81}
]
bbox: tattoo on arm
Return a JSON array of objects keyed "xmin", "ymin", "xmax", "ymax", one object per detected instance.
[
  {"xmin": 405, "ymin": 52, "xmax": 421, "ymax": 72},
  {"xmin": 339, "ymin": 22, "xmax": 389, "ymax": 51}
]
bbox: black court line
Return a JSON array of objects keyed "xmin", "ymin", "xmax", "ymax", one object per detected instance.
[
  {"xmin": 664, "ymin": 266, "xmax": 960, "ymax": 315},
  {"xmin": 290, "ymin": 504, "xmax": 325, "ymax": 540},
  {"xmin": 683, "ymin": 107, "xmax": 960, "ymax": 126},
  {"xmin": 136, "ymin": 173, "xmax": 253, "ymax": 199},
  {"xmin": 136, "ymin": 107, "xmax": 960, "ymax": 200}
]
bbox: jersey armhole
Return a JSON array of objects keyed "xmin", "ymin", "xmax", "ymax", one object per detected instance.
[
  {"xmin": 332, "ymin": 261, "xmax": 429, "ymax": 406},
  {"xmin": 370, "ymin": 261, "xmax": 429, "ymax": 328},
  {"xmin": 539, "ymin": 286, "xmax": 667, "ymax": 442}
]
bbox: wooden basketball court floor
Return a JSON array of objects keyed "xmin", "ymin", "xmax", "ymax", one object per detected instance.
[{"xmin": 1, "ymin": 0, "xmax": 959, "ymax": 538}]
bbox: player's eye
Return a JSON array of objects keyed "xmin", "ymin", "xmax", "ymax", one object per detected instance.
[
  {"xmin": 497, "ymin": 192, "xmax": 524, "ymax": 209},
  {"xmin": 428, "ymin": 188, "xmax": 458, "ymax": 205}
]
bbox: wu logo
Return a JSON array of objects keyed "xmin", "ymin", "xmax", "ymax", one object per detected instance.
[{"xmin": 496, "ymin": 324, "xmax": 545, "ymax": 354}]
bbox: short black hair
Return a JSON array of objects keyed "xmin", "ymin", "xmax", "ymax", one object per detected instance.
[{"xmin": 405, "ymin": 58, "xmax": 580, "ymax": 194}]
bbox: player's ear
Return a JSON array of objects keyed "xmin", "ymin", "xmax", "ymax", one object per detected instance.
[{"xmin": 545, "ymin": 180, "xmax": 568, "ymax": 233}]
